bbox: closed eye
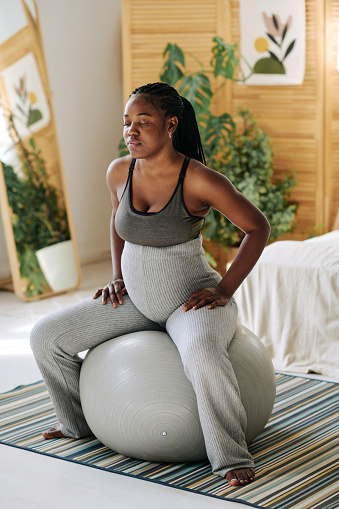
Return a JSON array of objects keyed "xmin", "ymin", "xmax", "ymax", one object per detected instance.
[{"xmin": 123, "ymin": 122, "xmax": 148, "ymax": 127}]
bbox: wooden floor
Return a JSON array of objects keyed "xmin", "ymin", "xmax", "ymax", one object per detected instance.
[{"xmin": 0, "ymin": 260, "xmax": 246, "ymax": 509}]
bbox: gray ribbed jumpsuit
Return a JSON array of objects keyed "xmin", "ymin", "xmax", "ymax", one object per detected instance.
[{"xmin": 30, "ymin": 156, "xmax": 254, "ymax": 478}]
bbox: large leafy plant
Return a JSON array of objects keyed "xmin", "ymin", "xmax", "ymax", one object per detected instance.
[
  {"xmin": 203, "ymin": 110, "xmax": 297, "ymax": 246},
  {"xmin": 119, "ymin": 37, "xmax": 297, "ymax": 248}
]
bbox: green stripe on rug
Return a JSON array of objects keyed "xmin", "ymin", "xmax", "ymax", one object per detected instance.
[{"xmin": 0, "ymin": 374, "xmax": 338, "ymax": 509}]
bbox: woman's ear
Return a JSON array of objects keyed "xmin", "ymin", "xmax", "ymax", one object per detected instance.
[{"xmin": 167, "ymin": 116, "xmax": 179, "ymax": 134}]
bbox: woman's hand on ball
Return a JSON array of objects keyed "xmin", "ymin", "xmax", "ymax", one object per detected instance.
[
  {"xmin": 182, "ymin": 286, "xmax": 231, "ymax": 312},
  {"xmin": 93, "ymin": 279, "xmax": 127, "ymax": 306}
]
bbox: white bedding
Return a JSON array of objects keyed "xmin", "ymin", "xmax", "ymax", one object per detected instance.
[{"xmin": 234, "ymin": 231, "xmax": 339, "ymax": 378}]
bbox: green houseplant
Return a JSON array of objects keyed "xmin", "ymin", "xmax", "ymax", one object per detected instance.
[
  {"xmin": 203, "ymin": 109, "xmax": 297, "ymax": 247},
  {"xmin": 1, "ymin": 109, "xmax": 70, "ymax": 297}
]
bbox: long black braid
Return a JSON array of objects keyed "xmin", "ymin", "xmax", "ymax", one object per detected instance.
[{"xmin": 130, "ymin": 82, "xmax": 206, "ymax": 165}]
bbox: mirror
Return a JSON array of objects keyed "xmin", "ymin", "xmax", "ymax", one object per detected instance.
[{"xmin": 0, "ymin": 0, "xmax": 81, "ymax": 300}]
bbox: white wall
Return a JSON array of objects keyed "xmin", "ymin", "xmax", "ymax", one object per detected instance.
[{"xmin": 0, "ymin": 0, "xmax": 123, "ymax": 278}]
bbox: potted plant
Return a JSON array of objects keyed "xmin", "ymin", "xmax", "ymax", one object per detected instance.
[
  {"xmin": 1, "ymin": 107, "xmax": 74, "ymax": 297},
  {"xmin": 202, "ymin": 109, "xmax": 297, "ymax": 250}
]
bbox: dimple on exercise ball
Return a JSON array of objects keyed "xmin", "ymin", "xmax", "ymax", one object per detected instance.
[{"xmin": 79, "ymin": 326, "xmax": 276, "ymax": 463}]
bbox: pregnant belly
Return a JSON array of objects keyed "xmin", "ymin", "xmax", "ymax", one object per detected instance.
[{"xmin": 121, "ymin": 239, "xmax": 221, "ymax": 325}]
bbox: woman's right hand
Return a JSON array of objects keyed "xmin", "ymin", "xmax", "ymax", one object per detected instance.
[{"xmin": 93, "ymin": 279, "xmax": 127, "ymax": 307}]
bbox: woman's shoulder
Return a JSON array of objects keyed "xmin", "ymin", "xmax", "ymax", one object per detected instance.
[
  {"xmin": 184, "ymin": 157, "xmax": 237, "ymax": 211},
  {"xmin": 106, "ymin": 156, "xmax": 133, "ymax": 192},
  {"xmin": 107, "ymin": 155, "xmax": 133, "ymax": 176},
  {"xmin": 186, "ymin": 157, "xmax": 230, "ymax": 189}
]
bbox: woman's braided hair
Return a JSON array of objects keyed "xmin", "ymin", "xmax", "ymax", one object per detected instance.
[{"xmin": 130, "ymin": 82, "xmax": 206, "ymax": 165}]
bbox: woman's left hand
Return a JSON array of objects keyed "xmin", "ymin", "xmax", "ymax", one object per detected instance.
[{"xmin": 182, "ymin": 287, "xmax": 231, "ymax": 312}]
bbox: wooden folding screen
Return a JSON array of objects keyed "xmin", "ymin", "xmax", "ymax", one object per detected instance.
[{"xmin": 326, "ymin": 0, "xmax": 339, "ymax": 230}]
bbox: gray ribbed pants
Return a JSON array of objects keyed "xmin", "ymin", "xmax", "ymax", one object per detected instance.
[{"xmin": 30, "ymin": 236, "xmax": 254, "ymax": 477}]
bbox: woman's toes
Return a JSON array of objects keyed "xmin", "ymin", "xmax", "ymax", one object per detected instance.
[
  {"xmin": 225, "ymin": 468, "xmax": 255, "ymax": 486},
  {"xmin": 226, "ymin": 470, "xmax": 241, "ymax": 486},
  {"xmin": 248, "ymin": 468, "xmax": 255, "ymax": 480},
  {"xmin": 239, "ymin": 473, "xmax": 247, "ymax": 484},
  {"xmin": 42, "ymin": 424, "xmax": 66, "ymax": 439},
  {"xmin": 226, "ymin": 471, "xmax": 240, "ymax": 486}
]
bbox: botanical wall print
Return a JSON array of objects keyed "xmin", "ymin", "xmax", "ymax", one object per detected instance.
[
  {"xmin": 1, "ymin": 52, "xmax": 50, "ymax": 137},
  {"xmin": 239, "ymin": 0, "xmax": 305, "ymax": 85}
]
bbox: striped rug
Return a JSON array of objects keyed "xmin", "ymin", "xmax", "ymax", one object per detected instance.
[{"xmin": 0, "ymin": 374, "xmax": 338, "ymax": 509}]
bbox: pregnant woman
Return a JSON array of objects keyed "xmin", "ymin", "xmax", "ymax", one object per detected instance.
[{"xmin": 30, "ymin": 82, "xmax": 270, "ymax": 486}]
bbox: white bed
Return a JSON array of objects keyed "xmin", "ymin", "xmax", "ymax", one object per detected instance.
[{"xmin": 235, "ymin": 230, "xmax": 339, "ymax": 378}]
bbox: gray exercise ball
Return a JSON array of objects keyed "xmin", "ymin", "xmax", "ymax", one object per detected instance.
[{"xmin": 79, "ymin": 325, "xmax": 276, "ymax": 463}]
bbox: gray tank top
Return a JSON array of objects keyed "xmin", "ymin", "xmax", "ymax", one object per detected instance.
[{"xmin": 115, "ymin": 156, "xmax": 204, "ymax": 247}]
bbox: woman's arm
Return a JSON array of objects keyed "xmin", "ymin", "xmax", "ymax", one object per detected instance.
[
  {"xmin": 183, "ymin": 164, "xmax": 271, "ymax": 311},
  {"xmin": 93, "ymin": 159, "xmax": 127, "ymax": 306},
  {"xmin": 110, "ymin": 210, "xmax": 125, "ymax": 282}
]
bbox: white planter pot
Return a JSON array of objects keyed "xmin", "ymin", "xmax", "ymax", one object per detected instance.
[{"xmin": 36, "ymin": 240, "xmax": 79, "ymax": 292}]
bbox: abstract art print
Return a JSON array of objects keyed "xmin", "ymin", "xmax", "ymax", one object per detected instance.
[{"xmin": 239, "ymin": 0, "xmax": 305, "ymax": 85}]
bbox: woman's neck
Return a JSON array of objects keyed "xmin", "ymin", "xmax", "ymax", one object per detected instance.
[{"xmin": 135, "ymin": 149, "xmax": 183, "ymax": 177}]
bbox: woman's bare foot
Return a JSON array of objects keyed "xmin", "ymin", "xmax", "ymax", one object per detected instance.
[
  {"xmin": 225, "ymin": 468, "xmax": 255, "ymax": 486},
  {"xmin": 42, "ymin": 424, "xmax": 66, "ymax": 439}
]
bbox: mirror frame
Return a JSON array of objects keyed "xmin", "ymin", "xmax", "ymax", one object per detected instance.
[{"xmin": 0, "ymin": 0, "xmax": 81, "ymax": 300}]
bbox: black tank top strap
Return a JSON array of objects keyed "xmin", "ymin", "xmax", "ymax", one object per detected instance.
[
  {"xmin": 179, "ymin": 156, "xmax": 190, "ymax": 180},
  {"xmin": 129, "ymin": 158, "xmax": 136, "ymax": 172}
]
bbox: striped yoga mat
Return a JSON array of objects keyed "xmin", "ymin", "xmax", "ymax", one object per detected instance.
[{"xmin": 0, "ymin": 374, "xmax": 338, "ymax": 509}]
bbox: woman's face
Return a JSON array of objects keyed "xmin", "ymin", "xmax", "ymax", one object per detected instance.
[{"xmin": 123, "ymin": 95, "xmax": 173, "ymax": 159}]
